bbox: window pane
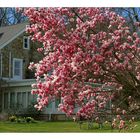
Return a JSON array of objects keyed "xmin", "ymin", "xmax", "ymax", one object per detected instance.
[
  {"xmin": 28, "ymin": 92, "xmax": 32, "ymax": 106},
  {"xmin": 32, "ymin": 94, "xmax": 37, "ymax": 103},
  {"xmin": 0, "ymin": 94, "xmax": 2, "ymax": 112},
  {"xmin": 55, "ymin": 98, "xmax": 61, "ymax": 108},
  {"xmin": 17, "ymin": 92, "xmax": 22, "ymax": 108},
  {"xmin": 24, "ymin": 38, "xmax": 28, "ymax": 43},
  {"xmin": 14, "ymin": 68, "xmax": 20, "ymax": 76},
  {"xmin": 24, "ymin": 42, "xmax": 28, "ymax": 48},
  {"xmin": 13, "ymin": 59, "xmax": 22, "ymax": 78},
  {"xmin": 22, "ymin": 92, "xmax": 26, "ymax": 108},
  {"xmin": 10, "ymin": 92, "xmax": 15, "ymax": 109},
  {"xmin": 4, "ymin": 93, "xmax": 8, "ymax": 109},
  {"xmin": 24, "ymin": 37, "xmax": 29, "ymax": 49},
  {"xmin": 15, "ymin": 61, "xmax": 20, "ymax": 68},
  {"xmin": 48, "ymin": 101, "xmax": 52, "ymax": 108}
]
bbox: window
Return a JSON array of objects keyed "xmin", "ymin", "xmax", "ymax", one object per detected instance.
[
  {"xmin": 22, "ymin": 92, "xmax": 26, "ymax": 108},
  {"xmin": 10, "ymin": 92, "xmax": 15, "ymax": 109},
  {"xmin": 17, "ymin": 92, "xmax": 22, "ymax": 108},
  {"xmin": 13, "ymin": 58, "xmax": 23, "ymax": 80},
  {"xmin": 4, "ymin": 93, "xmax": 8, "ymax": 109},
  {"xmin": 23, "ymin": 36, "xmax": 30, "ymax": 49},
  {"xmin": 33, "ymin": 94, "xmax": 37, "ymax": 102},
  {"xmin": 55, "ymin": 98, "xmax": 61, "ymax": 108},
  {"xmin": 28, "ymin": 92, "xmax": 32, "ymax": 106},
  {"xmin": 47, "ymin": 101, "xmax": 52, "ymax": 109}
]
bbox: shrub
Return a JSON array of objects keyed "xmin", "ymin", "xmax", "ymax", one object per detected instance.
[
  {"xmin": 25, "ymin": 117, "xmax": 34, "ymax": 123},
  {"xmin": 16, "ymin": 118, "xmax": 22, "ymax": 123},
  {"xmin": 9, "ymin": 115, "xmax": 17, "ymax": 122},
  {"xmin": 24, "ymin": 102, "xmax": 41, "ymax": 115}
]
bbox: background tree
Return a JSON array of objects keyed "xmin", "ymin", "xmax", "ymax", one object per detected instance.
[
  {"xmin": 0, "ymin": 7, "xmax": 26, "ymax": 27},
  {"xmin": 112, "ymin": 8, "xmax": 140, "ymax": 32}
]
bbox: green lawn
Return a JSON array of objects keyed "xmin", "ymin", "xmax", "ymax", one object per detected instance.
[{"xmin": 0, "ymin": 121, "xmax": 139, "ymax": 133}]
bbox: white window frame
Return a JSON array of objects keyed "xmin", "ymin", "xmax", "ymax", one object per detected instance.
[
  {"xmin": 23, "ymin": 36, "xmax": 30, "ymax": 50},
  {"xmin": 13, "ymin": 58, "xmax": 23, "ymax": 80}
]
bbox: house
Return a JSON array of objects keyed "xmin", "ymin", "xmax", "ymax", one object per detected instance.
[
  {"xmin": 0, "ymin": 23, "xmax": 68, "ymax": 121},
  {"xmin": 0, "ymin": 23, "xmax": 112, "ymax": 121}
]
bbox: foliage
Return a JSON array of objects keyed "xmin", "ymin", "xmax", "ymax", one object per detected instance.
[
  {"xmin": 4, "ymin": 101, "xmax": 40, "ymax": 117},
  {"xmin": 9, "ymin": 115, "xmax": 17, "ymax": 122},
  {"xmin": 16, "ymin": 118, "xmax": 22, "ymax": 123},
  {"xmin": 24, "ymin": 102, "xmax": 41, "ymax": 115},
  {"xmin": 23, "ymin": 8, "xmax": 140, "ymax": 130},
  {"xmin": 25, "ymin": 117, "xmax": 35, "ymax": 123},
  {"xmin": 8, "ymin": 115, "xmax": 36, "ymax": 123}
]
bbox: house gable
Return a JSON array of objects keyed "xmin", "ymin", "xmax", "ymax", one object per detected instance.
[
  {"xmin": 0, "ymin": 22, "xmax": 28, "ymax": 50},
  {"xmin": 0, "ymin": 23, "xmax": 43, "ymax": 80}
]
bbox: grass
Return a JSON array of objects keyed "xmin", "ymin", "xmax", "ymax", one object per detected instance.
[{"xmin": 0, "ymin": 121, "xmax": 139, "ymax": 133}]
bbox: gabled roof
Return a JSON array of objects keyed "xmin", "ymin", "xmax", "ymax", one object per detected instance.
[{"xmin": 0, "ymin": 22, "xmax": 28, "ymax": 50}]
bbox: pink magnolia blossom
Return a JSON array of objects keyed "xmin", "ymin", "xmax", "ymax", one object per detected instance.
[{"xmin": 119, "ymin": 120, "xmax": 125, "ymax": 129}]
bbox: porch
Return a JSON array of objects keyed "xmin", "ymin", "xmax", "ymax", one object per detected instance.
[{"xmin": 0, "ymin": 79, "xmax": 65, "ymax": 119}]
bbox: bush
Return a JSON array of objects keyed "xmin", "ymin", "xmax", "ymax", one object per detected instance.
[
  {"xmin": 24, "ymin": 102, "xmax": 41, "ymax": 115},
  {"xmin": 16, "ymin": 118, "xmax": 22, "ymax": 123},
  {"xmin": 9, "ymin": 116, "xmax": 36, "ymax": 123},
  {"xmin": 25, "ymin": 117, "xmax": 35, "ymax": 123},
  {"xmin": 9, "ymin": 115, "xmax": 17, "ymax": 122}
]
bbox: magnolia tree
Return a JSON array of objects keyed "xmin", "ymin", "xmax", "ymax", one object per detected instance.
[{"xmin": 23, "ymin": 8, "xmax": 140, "ymax": 129}]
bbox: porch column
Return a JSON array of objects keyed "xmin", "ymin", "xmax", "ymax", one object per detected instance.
[{"xmin": 52, "ymin": 99, "xmax": 56, "ymax": 113}]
